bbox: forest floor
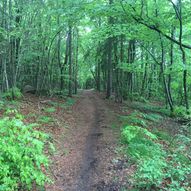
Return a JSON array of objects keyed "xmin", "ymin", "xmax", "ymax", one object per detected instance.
[{"xmin": 14, "ymin": 90, "xmax": 183, "ymax": 191}]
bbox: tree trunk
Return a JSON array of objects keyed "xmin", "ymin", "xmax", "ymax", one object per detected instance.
[
  {"xmin": 106, "ymin": 0, "xmax": 113, "ymax": 99},
  {"xmin": 68, "ymin": 25, "xmax": 73, "ymax": 97},
  {"xmin": 160, "ymin": 35, "xmax": 174, "ymax": 112}
]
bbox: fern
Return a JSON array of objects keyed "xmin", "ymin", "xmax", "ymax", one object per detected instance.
[
  {"xmin": 120, "ymin": 112, "xmax": 147, "ymax": 127},
  {"xmin": 121, "ymin": 125, "xmax": 157, "ymax": 144},
  {"xmin": 143, "ymin": 113, "xmax": 163, "ymax": 122}
]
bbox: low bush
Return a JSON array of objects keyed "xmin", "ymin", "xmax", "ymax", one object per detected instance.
[
  {"xmin": 0, "ymin": 117, "xmax": 51, "ymax": 191},
  {"xmin": 121, "ymin": 125, "xmax": 157, "ymax": 144}
]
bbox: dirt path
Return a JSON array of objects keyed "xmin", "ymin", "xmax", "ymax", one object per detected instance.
[
  {"xmin": 46, "ymin": 90, "xmax": 121, "ymax": 191},
  {"xmin": 72, "ymin": 90, "xmax": 104, "ymax": 190},
  {"xmin": 71, "ymin": 90, "xmax": 105, "ymax": 190}
]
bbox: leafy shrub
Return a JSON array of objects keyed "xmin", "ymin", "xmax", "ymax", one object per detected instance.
[
  {"xmin": 121, "ymin": 125, "xmax": 157, "ymax": 144},
  {"xmin": 0, "ymin": 117, "xmax": 50, "ymax": 191},
  {"xmin": 128, "ymin": 138, "xmax": 164, "ymax": 160},
  {"xmin": 121, "ymin": 126, "xmax": 163, "ymax": 161},
  {"xmin": 121, "ymin": 125, "xmax": 166, "ymax": 189},
  {"xmin": 173, "ymin": 106, "xmax": 188, "ymax": 117},
  {"xmin": 2, "ymin": 87, "xmax": 22, "ymax": 100},
  {"xmin": 165, "ymin": 143, "xmax": 191, "ymax": 191},
  {"xmin": 135, "ymin": 157, "xmax": 167, "ymax": 190},
  {"xmin": 121, "ymin": 123, "xmax": 191, "ymax": 190}
]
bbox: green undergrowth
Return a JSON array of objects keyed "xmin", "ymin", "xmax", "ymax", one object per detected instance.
[
  {"xmin": 0, "ymin": 94, "xmax": 75, "ymax": 190},
  {"xmin": 119, "ymin": 111, "xmax": 163, "ymax": 128},
  {"xmin": 48, "ymin": 97, "xmax": 76, "ymax": 110},
  {"xmin": 1, "ymin": 87, "xmax": 23, "ymax": 100},
  {"xmin": 0, "ymin": 99, "xmax": 20, "ymax": 113},
  {"xmin": 126, "ymin": 101, "xmax": 170, "ymax": 116},
  {"xmin": 126, "ymin": 100, "xmax": 191, "ymax": 119},
  {"xmin": 61, "ymin": 97, "xmax": 76, "ymax": 109},
  {"xmin": 0, "ymin": 110, "xmax": 53, "ymax": 191},
  {"xmin": 44, "ymin": 107, "xmax": 56, "ymax": 113},
  {"xmin": 172, "ymin": 106, "xmax": 191, "ymax": 119},
  {"xmin": 37, "ymin": 115, "xmax": 54, "ymax": 124},
  {"xmin": 120, "ymin": 112, "xmax": 191, "ymax": 191},
  {"xmin": 129, "ymin": 93, "xmax": 149, "ymax": 103}
]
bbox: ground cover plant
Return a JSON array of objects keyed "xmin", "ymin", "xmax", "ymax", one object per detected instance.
[
  {"xmin": 0, "ymin": 115, "xmax": 51, "ymax": 191},
  {"xmin": 120, "ymin": 112, "xmax": 191, "ymax": 191}
]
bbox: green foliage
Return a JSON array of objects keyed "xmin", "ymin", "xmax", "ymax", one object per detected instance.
[
  {"xmin": 0, "ymin": 100, "xmax": 4, "ymax": 109},
  {"xmin": 129, "ymin": 93, "xmax": 149, "ymax": 103},
  {"xmin": 121, "ymin": 122, "xmax": 191, "ymax": 190},
  {"xmin": 128, "ymin": 138, "xmax": 163, "ymax": 160},
  {"xmin": 121, "ymin": 125, "xmax": 157, "ymax": 144},
  {"xmin": 0, "ymin": 117, "xmax": 50, "ymax": 191},
  {"xmin": 143, "ymin": 113, "xmax": 163, "ymax": 122},
  {"xmin": 153, "ymin": 129, "xmax": 172, "ymax": 142},
  {"xmin": 120, "ymin": 112, "xmax": 147, "ymax": 127},
  {"xmin": 135, "ymin": 157, "xmax": 167, "ymax": 190},
  {"xmin": 38, "ymin": 115, "xmax": 54, "ymax": 124},
  {"xmin": 44, "ymin": 107, "xmax": 56, "ymax": 113},
  {"xmin": 61, "ymin": 97, "xmax": 76, "ymax": 109},
  {"xmin": 173, "ymin": 106, "xmax": 191, "ymax": 118},
  {"xmin": 164, "ymin": 134, "xmax": 191, "ymax": 191},
  {"xmin": 121, "ymin": 125, "xmax": 166, "ymax": 189},
  {"xmin": 2, "ymin": 87, "xmax": 22, "ymax": 100},
  {"xmin": 131, "ymin": 102, "xmax": 170, "ymax": 116},
  {"xmin": 5, "ymin": 108, "xmax": 24, "ymax": 120},
  {"xmin": 65, "ymin": 97, "xmax": 76, "ymax": 106}
]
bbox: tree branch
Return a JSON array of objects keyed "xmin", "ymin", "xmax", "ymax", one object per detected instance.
[{"xmin": 120, "ymin": 1, "xmax": 191, "ymax": 50}]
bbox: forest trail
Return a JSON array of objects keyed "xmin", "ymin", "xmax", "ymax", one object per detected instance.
[
  {"xmin": 72, "ymin": 90, "xmax": 105, "ymax": 191},
  {"xmin": 46, "ymin": 90, "xmax": 120, "ymax": 191}
]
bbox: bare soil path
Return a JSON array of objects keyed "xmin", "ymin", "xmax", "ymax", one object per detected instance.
[{"xmin": 46, "ymin": 90, "xmax": 122, "ymax": 191}]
